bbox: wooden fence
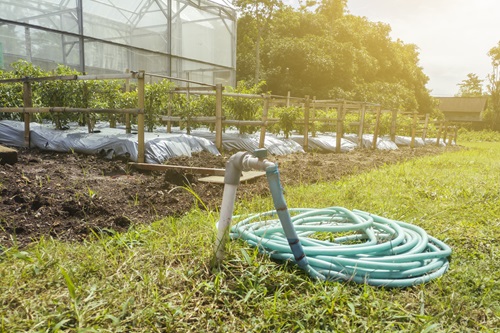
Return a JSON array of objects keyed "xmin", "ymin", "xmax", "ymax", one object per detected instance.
[{"xmin": 0, "ymin": 69, "xmax": 451, "ymax": 163}]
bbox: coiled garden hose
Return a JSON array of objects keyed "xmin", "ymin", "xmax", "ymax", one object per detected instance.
[{"xmin": 230, "ymin": 207, "xmax": 452, "ymax": 288}]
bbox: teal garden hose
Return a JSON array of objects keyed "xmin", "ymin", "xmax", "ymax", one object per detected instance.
[{"xmin": 216, "ymin": 150, "xmax": 452, "ymax": 288}]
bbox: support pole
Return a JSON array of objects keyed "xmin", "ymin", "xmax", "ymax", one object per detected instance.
[
  {"xmin": 303, "ymin": 95, "xmax": 310, "ymax": 152},
  {"xmin": 410, "ymin": 112, "xmax": 417, "ymax": 148},
  {"xmin": 22, "ymin": 81, "xmax": 32, "ymax": 147},
  {"xmin": 311, "ymin": 96, "xmax": 317, "ymax": 137},
  {"xmin": 358, "ymin": 103, "xmax": 366, "ymax": 148},
  {"xmin": 259, "ymin": 96, "xmax": 269, "ymax": 148},
  {"xmin": 422, "ymin": 113, "xmax": 430, "ymax": 140},
  {"xmin": 215, "ymin": 83, "xmax": 223, "ymax": 151},
  {"xmin": 137, "ymin": 70, "xmax": 145, "ymax": 163},
  {"xmin": 390, "ymin": 109, "xmax": 397, "ymax": 142},
  {"xmin": 125, "ymin": 68, "xmax": 131, "ymax": 134},
  {"xmin": 336, "ymin": 101, "xmax": 345, "ymax": 153},
  {"xmin": 436, "ymin": 121, "xmax": 443, "ymax": 146},
  {"xmin": 372, "ymin": 106, "xmax": 381, "ymax": 150}
]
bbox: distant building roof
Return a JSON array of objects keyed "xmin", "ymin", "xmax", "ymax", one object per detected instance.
[{"xmin": 435, "ymin": 97, "xmax": 488, "ymax": 122}]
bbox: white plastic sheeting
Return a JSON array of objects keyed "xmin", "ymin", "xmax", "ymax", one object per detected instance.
[
  {"xmin": 0, "ymin": 120, "xmax": 452, "ymax": 161},
  {"xmin": 0, "ymin": 120, "xmax": 219, "ymax": 163},
  {"xmin": 185, "ymin": 129, "xmax": 305, "ymax": 155}
]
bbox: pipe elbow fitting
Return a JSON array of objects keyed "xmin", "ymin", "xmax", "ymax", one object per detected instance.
[{"xmin": 224, "ymin": 151, "xmax": 249, "ymax": 185}]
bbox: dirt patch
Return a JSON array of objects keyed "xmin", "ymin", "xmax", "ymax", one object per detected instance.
[{"xmin": 0, "ymin": 145, "xmax": 460, "ymax": 248}]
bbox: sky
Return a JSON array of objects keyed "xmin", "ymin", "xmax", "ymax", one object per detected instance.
[{"xmin": 346, "ymin": 0, "xmax": 500, "ymax": 96}]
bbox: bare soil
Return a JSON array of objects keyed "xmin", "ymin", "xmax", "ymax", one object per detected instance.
[{"xmin": 0, "ymin": 145, "xmax": 460, "ymax": 248}]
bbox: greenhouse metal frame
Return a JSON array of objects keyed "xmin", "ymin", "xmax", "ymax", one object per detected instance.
[{"xmin": 0, "ymin": 0, "xmax": 236, "ymax": 86}]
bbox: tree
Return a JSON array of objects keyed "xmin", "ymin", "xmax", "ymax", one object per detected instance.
[
  {"xmin": 235, "ymin": 0, "xmax": 282, "ymax": 84},
  {"xmin": 487, "ymin": 41, "xmax": 500, "ymax": 130},
  {"xmin": 456, "ymin": 73, "xmax": 483, "ymax": 97}
]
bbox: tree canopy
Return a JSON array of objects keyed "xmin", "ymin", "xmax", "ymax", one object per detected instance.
[{"xmin": 236, "ymin": 0, "xmax": 434, "ymax": 113}]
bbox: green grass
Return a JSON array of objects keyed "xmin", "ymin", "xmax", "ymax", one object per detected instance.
[{"xmin": 1, "ymin": 143, "xmax": 499, "ymax": 332}]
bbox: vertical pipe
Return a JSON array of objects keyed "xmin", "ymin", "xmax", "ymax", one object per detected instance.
[
  {"xmin": 303, "ymin": 95, "xmax": 310, "ymax": 152},
  {"xmin": 215, "ymin": 83, "xmax": 223, "ymax": 151},
  {"xmin": 22, "ymin": 81, "xmax": 32, "ymax": 148},
  {"xmin": 259, "ymin": 96, "xmax": 269, "ymax": 148},
  {"xmin": 286, "ymin": 91, "xmax": 290, "ymax": 107},
  {"xmin": 266, "ymin": 165, "xmax": 311, "ymax": 272},
  {"xmin": 137, "ymin": 70, "xmax": 145, "ymax": 163},
  {"xmin": 372, "ymin": 106, "xmax": 381, "ymax": 150},
  {"xmin": 214, "ymin": 184, "xmax": 238, "ymax": 263}
]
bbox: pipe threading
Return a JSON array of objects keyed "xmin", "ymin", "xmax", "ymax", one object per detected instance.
[{"xmin": 230, "ymin": 207, "xmax": 452, "ymax": 288}]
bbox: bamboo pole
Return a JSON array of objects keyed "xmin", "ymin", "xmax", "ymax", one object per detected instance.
[
  {"xmin": 215, "ymin": 83, "xmax": 223, "ymax": 151},
  {"xmin": 137, "ymin": 70, "xmax": 145, "ymax": 163},
  {"xmin": 303, "ymin": 95, "xmax": 310, "ymax": 152},
  {"xmin": 372, "ymin": 107, "xmax": 381, "ymax": 150},
  {"xmin": 129, "ymin": 162, "xmax": 225, "ymax": 176},
  {"xmin": 390, "ymin": 109, "xmax": 397, "ymax": 142},
  {"xmin": 22, "ymin": 81, "xmax": 32, "ymax": 147},
  {"xmin": 311, "ymin": 96, "xmax": 317, "ymax": 137},
  {"xmin": 335, "ymin": 101, "xmax": 345, "ymax": 153},
  {"xmin": 410, "ymin": 112, "xmax": 417, "ymax": 148},
  {"xmin": 358, "ymin": 103, "xmax": 366, "ymax": 148},
  {"xmin": 125, "ymin": 69, "xmax": 131, "ymax": 134},
  {"xmin": 422, "ymin": 113, "xmax": 430, "ymax": 140},
  {"xmin": 436, "ymin": 121, "xmax": 443, "ymax": 146},
  {"xmin": 259, "ymin": 96, "xmax": 270, "ymax": 148},
  {"xmin": 0, "ymin": 107, "xmax": 141, "ymax": 114}
]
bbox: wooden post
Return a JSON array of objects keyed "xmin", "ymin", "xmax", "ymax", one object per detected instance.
[
  {"xmin": 125, "ymin": 69, "xmax": 131, "ymax": 134},
  {"xmin": 358, "ymin": 103, "xmax": 366, "ymax": 148},
  {"xmin": 286, "ymin": 91, "xmax": 291, "ymax": 107},
  {"xmin": 422, "ymin": 113, "xmax": 430, "ymax": 140},
  {"xmin": 390, "ymin": 109, "xmax": 397, "ymax": 142},
  {"xmin": 259, "ymin": 96, "xmax": 269, "ymax": 148},
  {"xmin": 137, "ymin": 70, "xmax": 145, "ymax": 163},
  {"xmin": 215, "ymin": 83, "xmax": 223, "ymax": 151},
  {"xmin": 447, "ymin": 125, "xmax": 453, "ymax": 145},
  {"xmin": 443, "ymin": 122, "xmax": 449, "ymax": 145},
  {"xmin": 410, "ymin": 112, "xmax": 417, "ymax": 148},
  {"xmin": 167, "ymin": 90, "xmax": 172, "ymax": 133},
  {"xmin": 372, "ymin": 107, "xmax": 381, "ymax": 150},
  {"xmin": 335, "ymin": 101, "xmax": 344, "ymax": 153},
  {"xmin": 303, "ymin": 95, "xmax": 310, "ymax": 152},
  {"xmin": 453, "ymin": 125, "xmax": 458, "ymax": 145},
  {"xmin": 22, "ymin": 81, "xmax": 32, "ymax": 147},
  {"xmin": 311, "ymin": 96, "xmax": 316, "ymax": 137},
  {"xmin": 436, "ymin": 121, "xmax": 443, "ymax": 146}
]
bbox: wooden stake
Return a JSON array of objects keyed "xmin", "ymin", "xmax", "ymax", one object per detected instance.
[
  {"xmin": 259, "ymin": 96, "xmax": 269, "ymax": 148},
  {"xmin": 137, "ymin": 70, "xmax": 145, "ymax": 163},
  {"xmin": 372, "ymin": 107, "xmax": 381, "ymax": 150},
  {"xmin": 22, "ymin": 81, "xmax": 32, "ymax": 147},
  {"xmin": 304, "ymin": 95, "xmax": 310, "ymax": 152},
  {"xmin": 215, "ymin": 84, "xmax": 223, "ymax": 151}
]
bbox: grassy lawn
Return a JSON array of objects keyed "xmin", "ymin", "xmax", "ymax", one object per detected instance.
[{"xmin": 1, "ymin": 142, "xmax": 499, "ymax": 332}]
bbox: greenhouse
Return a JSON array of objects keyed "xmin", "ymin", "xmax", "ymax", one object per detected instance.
[{"xmin": 0, "ymin": 0, "xmax": 236, "ymax": 86}]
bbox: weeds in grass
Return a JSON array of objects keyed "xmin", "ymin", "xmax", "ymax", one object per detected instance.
[{"xmin": 0, "ymin": 143, "xmax": 499, "ymax": 331}]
